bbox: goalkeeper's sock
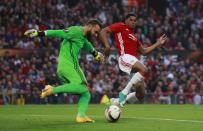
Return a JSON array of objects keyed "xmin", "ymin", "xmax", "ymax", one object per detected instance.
[
  {"xmin": 77, "ymin": 91, "xmax": 91, "ymax": 117},
  {"xmin": 121, "ymin": 72, "xmax": 144, "ymax": 95}
]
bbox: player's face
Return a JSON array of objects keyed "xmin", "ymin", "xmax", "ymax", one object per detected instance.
[
  {"xmin": 90, "ymin": 24, "xmax": 101, "ymax": 37},
  {"xmin": 125, "ymin": 16, "xmax": 137, "ymax": 29}
]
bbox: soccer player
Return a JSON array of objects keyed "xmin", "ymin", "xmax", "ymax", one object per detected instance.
[
  {"xmin": 24, "ymin": 19, "xmax": 104, "ymax": 123},
  {"xmin": 100, "ymin": 13, "xmax": 167, "ymax": 107}
]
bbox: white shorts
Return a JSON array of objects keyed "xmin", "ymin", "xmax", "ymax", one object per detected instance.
[{"xmin": 118, "ymin": 54, "xmax": 138, "ymax": 75}]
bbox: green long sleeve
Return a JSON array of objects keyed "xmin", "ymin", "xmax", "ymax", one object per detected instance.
[
  {"xmin": 45, "ymin": 29, "xmax": 72, "ymax": 39},
  {"xmin": 83, "ymin": 39, "xmax": 95, "ymax": 53}
]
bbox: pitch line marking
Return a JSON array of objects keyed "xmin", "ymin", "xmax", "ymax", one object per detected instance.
[
  {"xmin": 127, "ymin": 117, "xmax": 203, "ymax": 123},
  {"xmin": 17, "ymin": 114, "xmax": 203, "ymax": 124}
]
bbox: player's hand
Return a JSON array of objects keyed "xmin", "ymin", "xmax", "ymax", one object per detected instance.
[
  {"xmin": 94, "ymin": 52, "xmax": 105, "ymax": 63},
  {"xmin": 157, "ymin": 34, "xmax": 167, "ymax": 45},
  {"xmin": 24, "ymin": 29, "xmax": 38, "ymax": 38}
]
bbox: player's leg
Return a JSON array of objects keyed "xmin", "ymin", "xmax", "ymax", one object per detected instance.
[
  {"xmin": 65, "ymin": 67, "xmax": 94, "ymax": 122},
  {"xmin": 53, "ymin": 83, "xmax": 93, "ymax": 121},
  {"xmin": 60, "ymin": 68, "xmax": 94, "ymax": 122},
  {"xmin": 40, "ymin": 64, "xmax": 86, "ymax": 98},
  {"xmin": 41, "ymin": 83, "xmax": 93, "ymax": 122},
  {"xmin": 110, "ymin": 92, "xmax": 137, "ymax": 105},
  {"xmin": 119, "ymin": 62, "xmax": 147, "ymax": 106},
  {"xmin": 111, "ymin": 81, "xmax": 145, "ymax": 105},
  {"xmin": 76, "ymin": 90, "xmax": 95, "ymax": 123},
  {"xmin": 134, "ymin": 81, "xmax": 145, "ymax": 101},
  {"xmin": 121, "ymin": 61, "xmax": 147, "ymax": 95},
  {"xmin": 118, "ymin": 54, "xmax": 147, "ymax": 106},
  {"xmin": 41, "ymin": 64, "xmax": 94, "ymax": 123}
]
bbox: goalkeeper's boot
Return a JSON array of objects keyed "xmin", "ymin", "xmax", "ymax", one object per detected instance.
[
  {"xmin": 76, "ymin": 116, "xmax": 95, "ymax": 123},
  {"xmin": 119, "ymin": 92, "xmax": 127, "ymax": 107},
  {"xmin": 110, "ymin": 98, "xmax": 119, "ymax": 106},
  {"xmin": 40, "ymin": 85, "xmax": 53, "ymax": 98},
  {"xmin": 85, "ymin": 116, "xmax": 95, "ymax": 123}
]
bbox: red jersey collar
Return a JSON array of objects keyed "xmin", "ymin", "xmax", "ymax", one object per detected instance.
[{"xmin": 123, "ymin": 23, "xmax": 134, "ymax": 32}]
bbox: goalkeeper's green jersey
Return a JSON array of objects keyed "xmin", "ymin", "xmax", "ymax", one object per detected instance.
[
  {"xmin": 45, "ymin": 26, "xmax": 95, "ymax": 84},
  {"xmin": 45, "ymin": 26, "xmax": 94, "ymax": 63}
]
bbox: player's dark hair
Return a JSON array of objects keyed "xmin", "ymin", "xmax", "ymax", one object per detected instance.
[
  {"xmin": 125, "ymin": 13, "xmax": 137, "ymax": 20},
  {"xmin": 87, "ymin": 19, "xmax": 102, "ymax": 28}
]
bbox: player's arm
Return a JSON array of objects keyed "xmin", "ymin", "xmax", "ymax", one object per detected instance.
[
  {"xmin": 139, "ymin": 34, "xmax": 167, "ymax": 55},
  {"xmin": 24, "ymin": 29, "xmax": 72, "ymax": 39},
  {"xmin": 100, "ymin": 23, "xmax": 123, "ymax": 56},
  {"xmin": 83, "ymin": 40, "xmax": 104, "ymax": 62},
  {"xmin": 100, "ymin": 27, "xmax": 112, "ymax": 56}
]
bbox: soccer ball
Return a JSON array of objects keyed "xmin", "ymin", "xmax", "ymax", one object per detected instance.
[{"xmin": 105, "ymin": 105, "xmax": 121, "ymax": 122}]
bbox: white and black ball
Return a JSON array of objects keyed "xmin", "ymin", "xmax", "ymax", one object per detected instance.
[{"xmin": 105, "ymin": 105, "xmax": 121, "ymax": 122}]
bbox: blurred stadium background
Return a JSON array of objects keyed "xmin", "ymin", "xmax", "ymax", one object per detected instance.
[{"xmin": 0, "ymin": 0, "xmax": 202, "ymax": 106}]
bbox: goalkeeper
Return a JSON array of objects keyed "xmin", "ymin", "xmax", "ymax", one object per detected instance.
[{"xmin": 24, "ymin": 19, "xmax": 104, "ymax": 123}]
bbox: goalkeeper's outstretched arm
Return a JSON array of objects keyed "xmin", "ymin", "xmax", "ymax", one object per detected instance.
[
  {"xmin": 24, "ymin": 29, "xmax": 71, "ymax": 39},
  {"xmin": 83, "ymin": 39, "xmax": 104, "ymax": 63}
]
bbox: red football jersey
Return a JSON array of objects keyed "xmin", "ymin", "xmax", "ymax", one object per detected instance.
[{"xmin": 109, "ymin": 22, "xmax": 141, "ymax": 57}]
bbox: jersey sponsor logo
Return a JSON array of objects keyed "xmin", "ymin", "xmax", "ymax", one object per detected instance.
[{"xmin": 129, "ymin": 34, "xmax": 137, "ymax": 41}]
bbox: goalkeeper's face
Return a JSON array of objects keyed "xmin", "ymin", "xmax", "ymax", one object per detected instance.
[{"xmin": 90, "ymin": 24, "xmax": 101, "ymax": 37}]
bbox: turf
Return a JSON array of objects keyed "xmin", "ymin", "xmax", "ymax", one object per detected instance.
[{"xmin": 0, "ymin": 104, "xmax": 203, "ymax": 131}]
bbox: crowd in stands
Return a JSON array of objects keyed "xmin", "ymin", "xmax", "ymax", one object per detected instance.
[{"xmin": 0, "ymin": 0, "xmax": 202, "ymax": 105}]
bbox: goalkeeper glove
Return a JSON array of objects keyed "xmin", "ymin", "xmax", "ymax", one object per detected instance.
[
  {"xmin": 24, "ymin": 29, "xmax": 45, "ymax": 38},
  {"xmin": 92, "ymin": 51, "xmax": 104, "ymax": 62}
]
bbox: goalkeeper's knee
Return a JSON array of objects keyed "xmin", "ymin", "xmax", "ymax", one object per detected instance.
[{"xmin": 82, "ymin": 91, "xmax": 91, "ymax": 101}]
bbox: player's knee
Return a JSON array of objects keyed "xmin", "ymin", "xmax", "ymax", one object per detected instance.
[
  {"xmin": 135, "ymin": 84, "xmax": 145, "ymax": 101},
  {"xmin": 142, "ymin": 66, "xmax": 148, "ymax": 74},
  {"xmin": 136, "ymin": 91, "xmax": 145, "ymax": 101},
  {"xmin": 132, "ymin": 64, "xmax": 149, "ymax": 76},
  {"xmin": 84, "ymin": 91, "xmax": 91, "ymax": 100},
  {"xmin": 139, "ymin": 67, "xmax": 149, "ymax": 77}
]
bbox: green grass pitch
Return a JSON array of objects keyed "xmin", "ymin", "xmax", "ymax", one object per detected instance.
[{"xmin": 0, "ymin": 104, "xmax": 203, "ymax": 131}]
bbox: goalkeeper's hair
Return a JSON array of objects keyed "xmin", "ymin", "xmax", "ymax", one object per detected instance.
[{"xmin": 86, "ymin": 19, "xmax": 102, "ymax": 28}]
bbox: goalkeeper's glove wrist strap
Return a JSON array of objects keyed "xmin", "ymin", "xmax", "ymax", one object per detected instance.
[
  {"xmin": 91, "ymin": 50, "xmax": 98, "ymax": 57},
  {"xmin": 38, "ymin": 31, "xmax": 45, "ymax": 37}
]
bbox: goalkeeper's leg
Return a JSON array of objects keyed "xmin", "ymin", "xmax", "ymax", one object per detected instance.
[
  {"xmin": 41, "ymin": 58, "xmax": 94, "ymax": 123},
  {"xmin": 76, "ymin": 91, "xmax": 95, "ymax": 123},
  {"xmin": 40, "ymin": 83, "xmax": 94, "ymax": 123}
]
